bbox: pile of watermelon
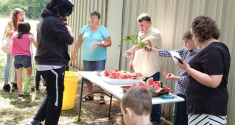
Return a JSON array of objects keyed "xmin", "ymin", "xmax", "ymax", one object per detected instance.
[
  {"xmin": 101, "ymin": 68, "xmax": 143, "ymax": 79},
  {"xmin": 128, "ymin": 77, "xmax": 171, "ymax": 93}
]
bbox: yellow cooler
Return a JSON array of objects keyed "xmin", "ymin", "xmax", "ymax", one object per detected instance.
[{"xmin": 62, "ymin": 71, "xmax": 81, "ymax": 110}]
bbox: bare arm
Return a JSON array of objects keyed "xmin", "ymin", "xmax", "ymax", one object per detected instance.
[
  {"xmin": 71, "ymin": 34, "xmax": 83, "ymax": 61},
  {"xmin": 178, "ymin": 61, "xmax": 222, "ymax": 88},
  {"xmin": 31, "ymin": 38, "xmax": 37, "ymax": 48}
]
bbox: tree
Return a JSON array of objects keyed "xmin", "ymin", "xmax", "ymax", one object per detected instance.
[{"xmin": 0, "ymin": 0, "xmax": 49, "ymax": 19}]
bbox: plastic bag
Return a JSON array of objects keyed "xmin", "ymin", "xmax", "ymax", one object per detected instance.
[{"xmin": 1, "ymin": 36, "xmax": 13, "ymax": 54}]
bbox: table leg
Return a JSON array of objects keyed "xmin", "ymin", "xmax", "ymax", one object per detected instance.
[
  {"xmin": 78, "ymin": 78, "xmax": 84, "ymax": 122},
  {"xmin": 108, "ymin": 94, "xmax": 113, "ymax": 119}
]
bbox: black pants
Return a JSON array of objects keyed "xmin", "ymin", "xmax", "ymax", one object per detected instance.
[
  {"xmin": 173, "ymin": 94, "xmax": 188, "ymax": 125},
  {"xmin": 33, "ymin": 67, "xmax": 65, "ymax": 125}
]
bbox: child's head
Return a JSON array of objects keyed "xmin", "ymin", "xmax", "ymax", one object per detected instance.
[
  {"xmin": 10, "ymin": 8, "xmax": 25, "ymax": 31},
  {"xmin": 120, "ymin": 86, "xmax": 152, "ymax": 125},
  {"xmin": 182, "ymin": 30, "xmax": 198, "ymax": 51},
  {"xmin": 17, "ymin": 21, "xmax": 31, "ymax": 38}
]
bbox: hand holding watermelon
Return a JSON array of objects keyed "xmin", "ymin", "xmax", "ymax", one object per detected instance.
[{"xmin": 163, "ymin": 71, "xmax": 171, "ymax": 78}]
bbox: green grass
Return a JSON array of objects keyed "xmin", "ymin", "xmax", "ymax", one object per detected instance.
[{"xmin": 0, "ymin": 51, "xmax": 125, "ymax": 125}]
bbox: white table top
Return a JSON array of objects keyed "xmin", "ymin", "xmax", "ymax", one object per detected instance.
[{"xmin": 77, "ymin": 71, "xmax": 184, "ymax": 104}]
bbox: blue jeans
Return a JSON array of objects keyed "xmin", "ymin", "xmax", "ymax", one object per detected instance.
[
  {"xmin": 4, "ymin": 54, "xmax": 17, "ymax": 83},
  {"xmin": 144, "ymin": 72, "xmax": 161, "ymax": 123},
  {"xmin": 83, "ymin": 60, "xmax": 106, "ymax": 83}
]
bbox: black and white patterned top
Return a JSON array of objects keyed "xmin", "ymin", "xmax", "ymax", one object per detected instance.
[{"xmin": 159, "ymin": 47, "xmax": 202, "ymax": 95}]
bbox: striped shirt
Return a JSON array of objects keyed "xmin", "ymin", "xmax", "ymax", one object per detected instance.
[{"xmin": 159, "ymin": 47, "xmax": 202, "ymax": 95}]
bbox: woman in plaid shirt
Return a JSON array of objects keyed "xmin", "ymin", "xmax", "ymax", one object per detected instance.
[{"xmin": 146, "ymin": 30, "xmax": 202, "ymax": 125}]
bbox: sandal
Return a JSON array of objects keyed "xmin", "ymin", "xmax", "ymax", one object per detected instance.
[
  {"xmin": 82, "ymin": 95, "xmax": 94, "ymax": 102},
  {"xmin": 99, "ymin": 96, "xmax": 105, "ymax": 104}
]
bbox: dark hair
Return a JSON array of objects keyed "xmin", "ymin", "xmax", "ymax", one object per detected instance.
[
  {"xmin": 191, "ymin": 16, "xmax": 220, "ymax": 43},
  {"xmin": 10, "ymin": 8, "xmax": 24, "ymax": 31},
  {"xmin": 17, "ymin": 22, "xmax": 31, "ymax": 39},
  {"xmin": 46, "ymin": 0, "xmax": 74, "ymax": 18},
  {"xmin": 182, "ymin": 30, "xmax": 193, "ymax": 40},
  {"xmin": 90, "ymin": 10, "xmax": 100, "ymax": 19},
  {"xmin": 120, "ymin": 86, "xmax": 152, "ymax": 116},
  {"xmin": 137, "ymin": 13, "xmax": 151, "ymax": 23}
]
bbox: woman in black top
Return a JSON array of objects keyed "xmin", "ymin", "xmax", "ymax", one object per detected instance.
[{"xmin": 178, "ymin": 16, "xmax": 230, "ymax": 125}]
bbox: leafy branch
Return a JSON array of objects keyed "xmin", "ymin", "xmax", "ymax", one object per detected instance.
[{"xmin": 123, "ymin": 34, "xmax": 146, "ymax": 48}]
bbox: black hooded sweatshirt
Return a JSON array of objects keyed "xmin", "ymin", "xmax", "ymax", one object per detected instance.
[{"xmin": 35, "ymin": 8, "xmax": 74, "ymax": 66}]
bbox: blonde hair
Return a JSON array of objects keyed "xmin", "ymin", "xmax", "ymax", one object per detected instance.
[{"xmin": 120, "ymin": 86, "xmax": 152, "ymax": 116}]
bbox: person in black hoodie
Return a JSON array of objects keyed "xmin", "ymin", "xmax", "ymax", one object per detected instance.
[{"xmin": 30, "ymin": 0, "xmax": 74, "ymax": 125}]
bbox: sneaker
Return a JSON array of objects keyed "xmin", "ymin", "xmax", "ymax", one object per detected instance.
[
  {"xmin": 29, "ymin": 119, "xmax": 42, "ymax": 125},
  {"xmin": 12, "ymin": 82, "xmax": 18, "ymax": 90},
  {"xmin": 18, "ymin": 93, "xmax": 24, "ymax": 99},
  {"xmin": 3, "ymin": 84, "xmax": 11, "ymax": 92}
]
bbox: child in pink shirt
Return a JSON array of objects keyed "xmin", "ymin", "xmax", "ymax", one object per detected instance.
[{"xmin": 11, "ymin": 21, "xmax": 36, "ymax": 99}]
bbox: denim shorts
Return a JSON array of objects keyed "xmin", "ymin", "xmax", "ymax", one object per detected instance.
[
  {"xmin": 14, "ymin": 55, "xmax": 32, "ymax": 69},
  {"xmin": 83, "ymin": 60, "xmax": 106, "ymax": 83}
]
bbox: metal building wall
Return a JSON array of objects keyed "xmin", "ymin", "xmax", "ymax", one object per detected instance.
[
  {"xmin": 120, "ymin": 0, "xmax": 235, "ymax": 124},
  {"xmin": 67, "ymin": 0, "xmax": 107, "ymax": 70},
  {"xmin": 68, "ymin": 0, "xmax": 235, "ymax": 124}
]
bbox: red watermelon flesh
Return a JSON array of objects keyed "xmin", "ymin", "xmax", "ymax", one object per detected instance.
[
  {"xmin": 147, "ymin": 77, "xmax": 154, "ymax": 85},
  {"xmin": 135, "ymin": 73, "xmax": 143, "ymax": 78},
  {"xmin": 144, "ymin": 84, "xmax": 151, "ymax": 89},
  {"xmin": 165, "ymin": 88, "xmax": 171, "ymax": 92},
  {"xmin": 104, "ymin": 69, "xmax": 110, "ymax": 77},
  {"xmin": 163, "ymin": 71, "xmax": 169, "ymax": 77},
  {"xmin": 130, "ymin": 82, "xmax": 136, "ymax": 88},
  {"xmin": 114, "ymin": 68, "xmax": 119, "ymax": 72},
  {"xmin": 153, "ymin": 83, "xmax": 161, "ymax": 92},
  {"xmin": 154, "ymin": 81, "xmax": 161, "ymax": 87},
  {"xmin": 138, "ymin": 81, "xmax": 146, "ymax": 88}
]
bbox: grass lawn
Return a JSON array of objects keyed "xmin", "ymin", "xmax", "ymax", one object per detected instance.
[{"xmin": 0, "ymin": 51, "xmax": 124, "ymax": 125}]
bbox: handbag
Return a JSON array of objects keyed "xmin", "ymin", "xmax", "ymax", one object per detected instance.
[
  {"xmin": 1, "ymin": 24, "xmax": 13, "ymax": 54},
  {"xmin": 1, "ymin": 36, "xmax": 13, "ymax": 54}
]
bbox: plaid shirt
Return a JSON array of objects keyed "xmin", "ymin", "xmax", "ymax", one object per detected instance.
[{"xmin": 159, "ymin": 47, "xmax": 202, "ymax": 95}]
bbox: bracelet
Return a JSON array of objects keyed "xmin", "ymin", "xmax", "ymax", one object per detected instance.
[{"xmin": 150, "ymin": 47, "xmax": 152, "ymax": 52}]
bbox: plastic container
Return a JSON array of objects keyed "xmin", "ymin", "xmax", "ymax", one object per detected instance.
[
  {"xmin": 101, "ymin": 75, "xmax": 143, "ymax": 85},
  {"xmin": 62, "ymin": 71, "xmax": 81, "ymax": 110}
]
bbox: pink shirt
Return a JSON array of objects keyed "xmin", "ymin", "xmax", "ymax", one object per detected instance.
[{"xmin": 11, "ymin": 33, "xmax": 33, "ymax": 57}]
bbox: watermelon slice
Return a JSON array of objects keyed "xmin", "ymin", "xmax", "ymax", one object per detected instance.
[
  {"xmin": 146, "ymin": 77, "xmax": 154, "ymax": 85},
  {"xmin": 138, "ymin": 81, "xmax": 146, "ymax": 88},
  {"xmin": 153, "ymin": 83, "xmax": 161, "ymax": 92},
  {"xmin": 114, "ymin": 68, "xmax": 119, "ymax": 72},
  {"xmin": 135, "ymin": 73, "xmax": 144, "ymax": 79},
  {"xmin": 104, "ymin": 69, "xmax": 110, "ymax": 77},
  {"xmin": 130, "ymin": 83, "xmax": 136, "ymax": 88},
  {"xmin": 163, "ymin": 71, "xmax": 169, "ymax": 77},
  {"xmin": 154, "ymin": 81, "xmax": 161, "ymax": 87},
  {"xmin": 144, "ymin": 84, "xmax": 151, "ymax": 89},
  {"xmin": 165, "ymin": 88, "xmax": 171, "ymax": 92}
]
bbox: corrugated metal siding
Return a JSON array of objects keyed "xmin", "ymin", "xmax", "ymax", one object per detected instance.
[
  {"xmin": 69, "ymin": 0, "xmax": 235, "ymax": 124},
  {"xmin": 67, "ymin": 0, "xmax": 107, "ymax": 70},
  {"xmin": 120, "ymin": 0, "xmax": 235, "ymax": 124}
]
